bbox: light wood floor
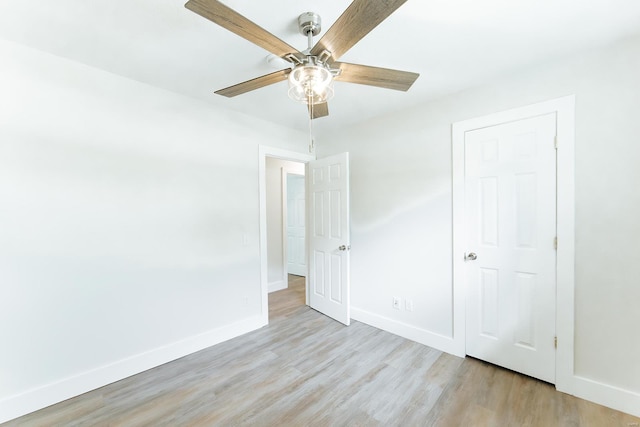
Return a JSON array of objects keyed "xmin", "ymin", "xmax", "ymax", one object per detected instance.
[{"xmin": 5, "ymin": 275, "xmax": 639, "ymax": 426}]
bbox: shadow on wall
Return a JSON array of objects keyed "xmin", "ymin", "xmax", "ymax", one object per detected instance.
[{"xmin": 350, "ymin": 192, "xmax": 453, "ymax": 337}]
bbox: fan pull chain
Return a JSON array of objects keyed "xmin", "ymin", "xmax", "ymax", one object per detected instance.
[{"xmin": 308, "ymin": 95, "xmax": 315, "ymax": 153}]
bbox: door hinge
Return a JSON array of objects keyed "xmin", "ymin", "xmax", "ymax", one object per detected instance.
[
  {"xmin": 554, "ymin": 136, "xmax": 558, "ymax": 149},
  {"xmin": 554, "ymin": 336, "xmax": 558, "ymax": 349},
  {"xmin": 553, "ymin": 236, "xmax": 558, "ymax": 250}
]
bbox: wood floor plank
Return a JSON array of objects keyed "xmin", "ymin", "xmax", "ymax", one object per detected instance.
[{"xmin": 4, "ymin": 275, "xmax": 639, "ymax": 426}]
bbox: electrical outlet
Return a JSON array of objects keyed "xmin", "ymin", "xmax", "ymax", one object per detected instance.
[
  {"xmin": 405, "ymin": 299, "xmax": 414, "ymax": 312},
  {"xmin": 393, "ymin": 297, "xmax": 402, "ymax": 310}
]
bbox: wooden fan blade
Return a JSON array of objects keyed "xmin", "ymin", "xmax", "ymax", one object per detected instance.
[
  {"xmin": 215, "ymin": 69, "xmax": 290, "ymax": 97},
  {"xmin": 308, "ymin": 102, "xmax": 329, "ymax": 119},
  {"xmin": 309, "ymin": 0, "xmax": 408, "ymax": 60},
  {"xmin": 334, "ymin": 62, "xmax": 419, "ymax": 91},
  {"xmin": 185, "ymin": 0, "xmax": 302, "ymax": 59}
]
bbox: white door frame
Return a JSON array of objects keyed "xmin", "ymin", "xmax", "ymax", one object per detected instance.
[
  {"xmin": 259, "ymin": 146, "xmax": 314, "ymax": 324},
  {"xmin": 281, "ymin": 168, "xmax": 306, "ymax": 279},
  {"xmin": 451, "ymin": 95, "xmax": 575, "ymax": 393}
]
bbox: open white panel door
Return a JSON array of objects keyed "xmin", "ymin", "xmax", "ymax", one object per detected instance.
[{"xmin": 308, "ymin": 152, "xmax": 350, "ymax": 325}]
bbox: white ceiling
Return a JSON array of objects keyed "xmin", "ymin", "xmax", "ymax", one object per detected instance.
[{"xmin": 2, "ymin": 0, "xmax": 640, "ymax": 132}]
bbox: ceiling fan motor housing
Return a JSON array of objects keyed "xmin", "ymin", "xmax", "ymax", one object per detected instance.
[{"xmin": 298, "ymin": 12, "xmax": 321, "ymax": 36}]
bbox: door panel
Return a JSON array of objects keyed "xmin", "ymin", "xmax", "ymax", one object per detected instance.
[
  {"xmin": 286, "ymin": 173, "xmax": 306, "ymax": 276},
  {"xmin": 465, "ymin": 113, "xmax": 557, "ymax": 383},
  {"xmin": 308, "ymin": 152, "xmax": 350, "ymax": 325}
]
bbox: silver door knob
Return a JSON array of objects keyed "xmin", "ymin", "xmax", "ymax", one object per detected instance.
[
  {"xmin": 338, "ymin": 245, "xmax": 351, "ymax": 251},
  {"xmin": 466, "ymin": 252, "xmax": 477, "ymax": 261}
]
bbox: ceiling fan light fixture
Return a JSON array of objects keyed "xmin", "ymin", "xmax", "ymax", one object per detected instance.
[
  {"xmin": 288, "ymin": 61, "xmax": 334, "ymax": 105},
  {"xmin": 186, "ymin": 1, "xmax": 419, "ymax": 120}
]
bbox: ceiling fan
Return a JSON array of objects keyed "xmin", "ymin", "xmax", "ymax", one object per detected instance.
[{"xmin": 184, "ymin": 0, "xmax": 419, "ymax": 119}]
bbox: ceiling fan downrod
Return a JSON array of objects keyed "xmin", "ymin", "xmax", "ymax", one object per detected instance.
[{"xmin": 297, "ymin": 12, "xmax": 322, "ymax": 52}]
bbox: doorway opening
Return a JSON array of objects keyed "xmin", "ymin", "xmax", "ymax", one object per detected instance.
[
  {"xmin": 258, "ymin": 147, "xmax": 314, "ymax": 325},
  {"xmin": 265, "ymin": 156, "xmax": 307, "ymax": 320},
  {"xmin": 259, "ymin": 147, "xmax": 352, "ymax": 326}
]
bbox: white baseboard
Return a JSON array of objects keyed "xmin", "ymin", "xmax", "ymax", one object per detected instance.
[
  {"xmin": 268, "ymin": 279, "xmax": 287, "ymax": 293},
  {"xmin": 0, "ymin": 315, "xmax": 265, "ymax": 424},
  {"xmin": 564, "ymin": 375, "xmax": 640, "ymax": 418},
  {"xmin": 351, "ymin": 307, "xmax": 463, "ymax": 357},
  {"xmin": 287, "ymin": 266, "xmax": 306, "ymax": 277}
]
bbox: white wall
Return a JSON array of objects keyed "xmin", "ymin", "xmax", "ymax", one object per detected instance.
[
  {"xmin": 0, "ymin": 39, "xmax": 307, "ymax": 422},
  {"xmin": 265, "ymin": 158, "xmax": 304, "ymax": 292},
  {"xmin": 317, "ymin": 34, "xmax": 640, "ymax": 415},
  {"xmin": 3, "ymin": 26, "xmax": 639, "ymax": 421}
]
